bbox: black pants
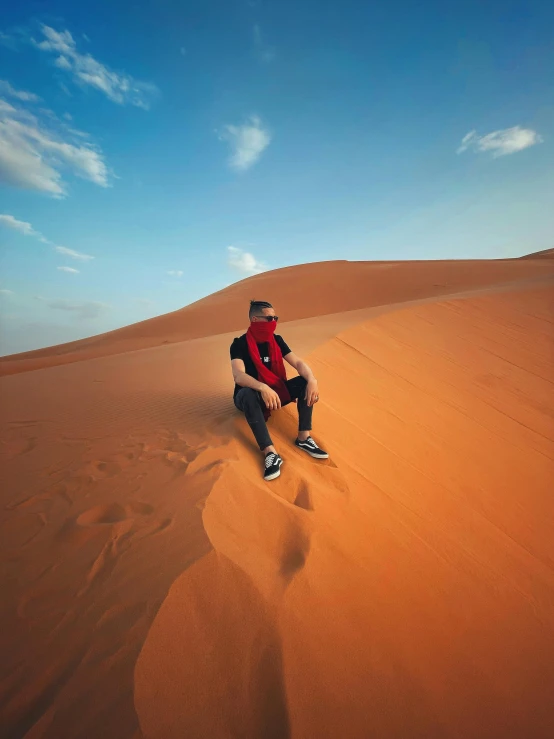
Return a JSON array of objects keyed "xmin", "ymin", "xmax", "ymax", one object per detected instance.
[{"xmin": 234, "ymin": 376, "xmax": 312, "ymax": 450}]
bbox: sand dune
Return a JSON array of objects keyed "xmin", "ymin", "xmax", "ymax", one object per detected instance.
[
  {"xmin": 1, "ymin": 257, "xmax": 553, "ymax": 738},
  {"xmin": 2, "ymin": 255, "xmax": 553, "ymax": 375},
  {"xmin": 520, "ymin": 247, "xmax": 554, "ymax": 259}
]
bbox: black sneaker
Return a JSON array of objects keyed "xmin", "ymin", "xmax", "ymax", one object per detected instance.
[
  {"xmin": 294, "ymin": 436, "xmax": 329, "ymax": 459},
  {"xmin": 264, "ymin": 452, "xmax": 283, "ymax": 481}
]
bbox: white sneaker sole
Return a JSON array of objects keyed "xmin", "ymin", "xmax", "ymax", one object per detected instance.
[
  {"xmin": 264, "ymin": 460, "xmax": 283, "ymax": 481},
  {"xmin": 296, "ymin": 445, "xmax": 329, "ymax": 459}
]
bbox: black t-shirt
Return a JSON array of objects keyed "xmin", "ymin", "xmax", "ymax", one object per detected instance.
[{"xmin": 230, "ymin": 333, "xmax": 291, "ymax": 398}]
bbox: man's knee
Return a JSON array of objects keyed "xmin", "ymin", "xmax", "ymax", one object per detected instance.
[
  {"xmin": 289, "ymin": 375, "xmax": 307, "ymax": 402},
  {"xmin": 236, "ymin": 387, "xmax": 260, "ymax": 409}
]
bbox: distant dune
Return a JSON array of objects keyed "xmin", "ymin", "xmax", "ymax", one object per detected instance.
[
  {"xmin": 519, "ymin": 247, "xmax": 554, "ymax": 259},
  {"xmin": 1, "ymin": 252, "xmax": 553, "ymax": 375},
  {"xmin": 1, "ymin": 252, "xmax": 553, "ymax": 739}
]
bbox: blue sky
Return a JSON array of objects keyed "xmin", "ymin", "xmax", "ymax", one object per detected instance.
[{"xmin": 0, "ymin": 0, "xmax": 552, "ymax": 355}]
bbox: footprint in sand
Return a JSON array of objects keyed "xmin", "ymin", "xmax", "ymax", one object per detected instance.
[
  {"xmin": 138, "ymin": 431, "xmax": 202, "ymax": 474},
  {"xmin": 280, "ymin": 529, "xmax": 311, "ymax": 580},
  {"xmin": 47, "ymin": 446, "xmax": 144, "ymax": 489},
  {"xmin": 294, "ymin": 480, "xmax": 314, "ymax": 511},
  {"xmin": 8, "ymin": 483, "xmax": 72, "ymax": 512},
  {"xmin": 82, "ymin": 458, "xmax": 126, "ymax": 480},
  {"xmin": 277, "ymin": 497, "xmax": 313, "ymax": 583},
  {"xmin": 76, "ymin": 501, "xmax": 154, "ymax": 526},
  {"xmin": 69, "ymin": 500, "xmax": 172, "ymax": 596},
  {"xmin": 77, "ymin": 503, "xmax": 128, "ymax": 526},
  {"xmin": 1, "ymin": 435, "xmax": 38, "ymax": 460},
  {"xmin": 126, "ymin": 501, "xmax": 154, "ymax": 516},
  {"xmin": 147, "ymin": 517, "xmax": 173, "ymax": 535}
]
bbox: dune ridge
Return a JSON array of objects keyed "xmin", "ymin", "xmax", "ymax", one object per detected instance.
[
  {"xmin": 1, "ymin": 258, "xmax": 553, "ymax": 738},
  {"xmin": 2, "ymin": 255, "xmax": 553, "ymax": 375}
]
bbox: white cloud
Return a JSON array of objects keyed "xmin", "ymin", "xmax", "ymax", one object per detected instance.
[
  {"xmin": 54, "ymin": 55, "xmax": 72, "ymax": 71},
  {"xmin": 0, "ymin": 79, "xmax": 41, "ymax": 102},
  {"xmin": 167, "ymin": 270, "xmax": 183, "ymax": 277},
  {"xmin": 55, "ymin": 245, "xmax": 94, "ymax": 261},
  {"xmin": 180, "ymin": 46, "xmax": 186, "ymax": 57},
  {"xmin": 0, "ymin": 213, "xmax": 42, "ymax": 237},
  {"xmin": 0, "ymin": 215, "xmax": 94, "ymax": 265},
  {"xmin": 35, "ymin": 296, "xmax": 109, "ymax": 319},
  {"xmin": 227, "ymin": 246, "xmax": 267, "ymax": 274},
  {"xmin": 0, "ymin": 31, "xmax": 15, "ymax": 48},
  {"xmin": 219, "ymin": 115, "xmax": 271, "ymax": 171},
  {"xmin": 457, "ymin": 126, "xmax": 543, "ymax": 157},
  {"xmin": 0, "ymin": 288, "xmax": 14, "ymax": 295},
  {"xmin": 57, "ymin": 266, "xmax": 80, "ymax": 273},
  {"xmin": 253, "ymin": 24, "xmax": 275, "ymax": 63},
  {"xmin": 0, "ymin": 96, "xmax": 109, "ymax": 195},
  {"xmin": 35, "ymin": 25, "xmax": 159, "ymax": 109}
]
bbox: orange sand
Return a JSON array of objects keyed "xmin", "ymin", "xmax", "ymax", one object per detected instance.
[{"xmin": 1, "ymin": 255, "xmax": 553, "ymax": 738}]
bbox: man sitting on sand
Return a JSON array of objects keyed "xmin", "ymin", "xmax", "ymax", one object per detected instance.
[{"xmin": 230, "ymin": 300, "xmax": 328, "ymax": 481}]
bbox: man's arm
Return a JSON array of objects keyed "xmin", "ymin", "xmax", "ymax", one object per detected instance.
[
  {"xmin": 283, "ymin": 352, "xmax": 319, "ymax": 406},
  {"xmin": 231, "ymin": 358, "xmax": 282, "ymax": 409},
  {"xmin": 231, "ymin": 358, "xmax": 266, "ymax": 392},
  {"xmin": 282, "ymin": 351, "xmax": 314, "ymax": 381}
]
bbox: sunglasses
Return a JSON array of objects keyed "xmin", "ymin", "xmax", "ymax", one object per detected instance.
[{"xmin": 256, "ymin": 315, "xmax": 279, "ymax": 322}]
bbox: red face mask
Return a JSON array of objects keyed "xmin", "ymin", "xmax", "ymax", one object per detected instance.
[{"xmin": 248, "ymin": 319, "xmax": 276, "ymax": 342}]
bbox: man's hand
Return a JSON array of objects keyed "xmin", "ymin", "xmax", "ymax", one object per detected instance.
[
  {"xmin": 260, "ymin": 385, "xmax": 282, "ymax": 411},
  {"xmin": 305, "ymin": 377, "xmax": 320, "ymax": 407}
]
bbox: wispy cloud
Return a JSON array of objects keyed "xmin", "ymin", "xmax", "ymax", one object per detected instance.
[
  {"xmin": 0, "ymin": 288, "xmax": 14, "ymax": 295},
  {"xmin": 57, "ymin": 266, "xmax": 79, "ymax": 273},
  {"xmin": 0, "ymin": 214, "xmax": 94, "ymax": 264},
  {"xmin": 0, "ymin": 213, "xmax": 44, "ymax": 238},
  {"xmin": 0, "ymin": 30, "xmax": 19, "ymax": 51},
  {"xmin": 457, "ymin": 126, "xmax": 543, "ymax": 157},
  {"xmin": 227, "ymin": 246, "xmax": 267, "ymax": 274},
  {"xmin": 253, "ymin": 24, "xmax": 275, "ymax": 63},
  {"xmin": 35, "ymin": 296, "xmax": 109, "ymax": 319},
  {"xmin": 54, "ymin": 55, "xmax": 72, "ymax": 71},
  {"xmin": 34, "ymin": 25, "xmax": 159, "ymax": 109},
  {"xmin": 0, "ymin": 96, "xmax": 109, "ymax": 195},
  {"xmin": 0, "ymin": 79, "xmax": 41, "ymax": 102},
  {"xmin": 219, "ymin": 115, "xmax": 271, "ymax": 171},
  {"xmin": 180, "ymin": 46, "xmax": 186, "ymax": 57},
  {"xmin": 55, "ymin": 245, "xmax": 94, "ymax": 261},
  {"xmin": 167, "ymin": 270, "xmax": 183, "ymax": 277}
]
